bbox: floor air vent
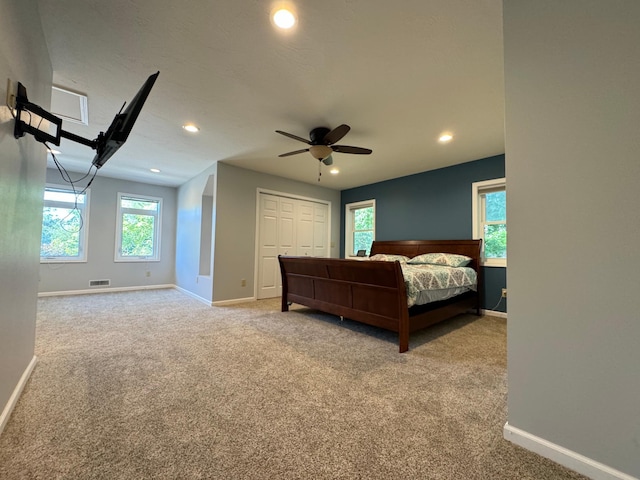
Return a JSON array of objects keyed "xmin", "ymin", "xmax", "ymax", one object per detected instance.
[{"xmin": 89, "ymin": 279, "xmax": 110, "ymax": 287}]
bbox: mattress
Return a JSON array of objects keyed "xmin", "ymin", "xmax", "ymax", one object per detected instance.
[{"xmin": 401, "ymin": 264, "xmax": 477, "ymax": 308}]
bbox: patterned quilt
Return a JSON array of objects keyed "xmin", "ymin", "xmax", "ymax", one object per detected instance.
[{"xmin": 401, "ymin": 264, "xmax": 477, "ymax": 307}]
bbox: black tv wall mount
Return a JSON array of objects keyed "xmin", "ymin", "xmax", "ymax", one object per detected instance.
[
  {"xmin": 13, "ymin": 82, "xmax": 97, "ymax": 149},
  {"xmin": 13, "ymin": 71, "xmax": 159, "ymax": 169}
]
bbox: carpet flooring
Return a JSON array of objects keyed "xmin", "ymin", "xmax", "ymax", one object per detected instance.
[{"xmin": 0, "ymin": 289, "xmax": 586, "ymax": 479}]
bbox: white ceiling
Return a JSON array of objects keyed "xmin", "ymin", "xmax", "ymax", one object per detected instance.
[{"xmin": 35, "ymin": 0, "xmax": 504, "ymax": 190}]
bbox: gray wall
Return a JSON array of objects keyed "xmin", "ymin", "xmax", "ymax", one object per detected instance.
[
  {"xmin": 175, "ymin": 162, "xmax": 218, "ymax": 302},
  {"xmin": 504, "ymin": 1, "xmax": 640, "ymax": 477},
  {"xmin": 0, "ymin": 0, "xmax": 51, "ymax": 426},
  {"xmin": 213, "ymin": 163, "xmax": 341, "ymax": 302},
  {"xmin": 176, "ymin": 162, "xmax": 341, "ymax": 303},
  {"xmin": 39, "ymin": 169, "xmax": 177, "ymax": 293}
]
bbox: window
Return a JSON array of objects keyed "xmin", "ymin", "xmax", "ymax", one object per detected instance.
[
  {"xmin": 115, "ymin": 193, "xmax": 162, "ymax": 262},
  {"xmin": 40, "ymin": 185, "xmax": 90, "ymax": 262},
  {"xmin": 472, "ymin": 178, "xmax": 506, "ymax": 267},
  {"xmin": 345, "ymin": 199, "xmax": 375, "ymax": 257}
]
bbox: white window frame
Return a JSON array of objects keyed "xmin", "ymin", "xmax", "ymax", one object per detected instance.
[
  {"xmin": 345, "ymin": 199, "xmax": 376, "ymax": 258},
  {"xmin": 115, "ymin": 192, "xmax": 162, "ymax": 262},
  {"xmin": 472, "ymin": 178, "xmax": 506, "ymax": 267},
  {"xmin": 40, "ymin": 184, "xmax": 90, "ymax": 263}
]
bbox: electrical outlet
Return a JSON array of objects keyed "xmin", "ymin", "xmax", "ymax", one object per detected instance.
[
  {"xmin": 501, "ymin": 288, "xmax": 507, "ymax": 298},
  {"xmin": 241, "ymin": 279, "xmax": 246, "ymax": 287}
]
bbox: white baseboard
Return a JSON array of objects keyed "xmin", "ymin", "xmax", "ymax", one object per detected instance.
[
  {"xmin": 38, "ymin": 284, "xmax": 174, "ymax": 297},
  {"xmin": 0, "ymin": 356, "xmax": 37, "ymax": 437},
  {"xmin": 173, "ymin": 287, "xmax": 256, "ymax": 307},
  {"xmin": 212, "ymin": 296, "xmax": 256, "ymax": 306},
  {"xmin": 174, "ymin": 285, "xmax": 213, "ymax": 306},
  {"xmin": 503, "ymin": 422, "xmax": 638, "ymax": 480},
  {"xmin": 481, "ymin": 308, "xmax": 507, "ymax": 319}
]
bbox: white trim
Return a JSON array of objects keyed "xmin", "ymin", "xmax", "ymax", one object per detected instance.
[
  {"xmin": 481, "ymin": 309, "xmax": 507, "ymax": 319},
  {"xmin": 472, "ymin": 178, "xmax": 506, "ymax": 267},
  {"xmin": 38, "ymin": 284, "xmax": 174, "ymax": 297},
  {"xmin": 256, "ymin": 187, "xmax": 333, "ymax": 206},
  {"xmin": 0, "ymin": 356, "xmax": 37, "ymax": 437},
  {"xmin": 504, "ymin": 423, "xmax": 638, "ymax": 480},
  {"xmin": 212, "ymin": 296, "xmax": 256, "ymax": 306},
  {"xmin": 41, "ymin": 184, "xmax": 91, "ymax": 263},
  {"xmin": 344, "ymin": 198, "xmax": 375, "ymax": 257},
  {"xmin": 174, "ymin": 285, "xmax": 213, "ymax": 306},
  {"xmin": 115, "ymin": 192, "xmax": 162, "ymax": 262}
]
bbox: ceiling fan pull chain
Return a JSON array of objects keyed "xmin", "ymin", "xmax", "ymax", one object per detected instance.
[{"xmin": 318, "ymin": 161, "xmax": 322, "ymax": 182}]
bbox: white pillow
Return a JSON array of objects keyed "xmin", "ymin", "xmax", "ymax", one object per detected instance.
[{"xmin": 407, "ymin": 253, "xmax": 472, "ymax": 267}]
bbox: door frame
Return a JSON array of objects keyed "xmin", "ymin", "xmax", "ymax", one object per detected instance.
[{"xmin": 254, "ymin": 188, "xmax": 332, "ymax": 300}]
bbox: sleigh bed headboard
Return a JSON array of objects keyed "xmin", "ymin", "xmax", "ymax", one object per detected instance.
[{"xmin": 369, "ymin": 239, "xmax": 482, "ymax": 272}]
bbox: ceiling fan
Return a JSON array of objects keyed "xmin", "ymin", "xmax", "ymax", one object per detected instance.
[{"xmin": 276, "ymin": 124, "xmax": 372, "ymax": 166}]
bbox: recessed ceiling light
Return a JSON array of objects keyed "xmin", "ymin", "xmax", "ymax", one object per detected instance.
[
  {"xmin": 183, "ymin": 124, "xmax": 200, "ymax": 133},
  {"xmin": 330, "ymin": 168, "xmax": 339, "ymax": 175},
  {"xmin": 150, "ymin": 168, "xmax": 161, "ymax": 173},
  {"xmin": 439, "ymin": 133, "xmax": 453, "ymax": 143},
  {"xmin": 273, "ymin": 8, "xmax": 296, "ymax": 29}
]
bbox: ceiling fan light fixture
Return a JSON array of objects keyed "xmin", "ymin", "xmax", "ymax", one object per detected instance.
[{"xmin": 309, "ymin": 145, "xmax": 333, "ymax": 160}]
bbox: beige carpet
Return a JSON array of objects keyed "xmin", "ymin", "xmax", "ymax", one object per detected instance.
[{"xmin": 0, "ymin": 289, "xmax": 586, "ymax": 479}]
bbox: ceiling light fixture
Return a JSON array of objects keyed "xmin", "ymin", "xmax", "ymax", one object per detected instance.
[
  {"xmin": 330, "ymin": 168, "xmax": 339, "ymax": 175},
  {"xmin": 273, "ymin": 8, "xmax": 296, "ymax": 29},
  {"xmin": 439, "ymin": 133, "xmax": 453, "ymax": 143},
  {"xmin": 183, "ymin": 124, "xmax": 199, "ymax": 133},
  {"xmin": 150, "ymin": 168, "xmax": 161, "ymax": 173}
]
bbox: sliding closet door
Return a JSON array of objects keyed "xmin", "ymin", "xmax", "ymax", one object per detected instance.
[
  {"xmin": 257, "ymin": 193, "xmax": 329, "ymax": 299},
  {"xmin": 257, "ymin": 195, "xmax": 280, "ymax": 299},
  {"xmin": 278, "ymin": 197, "xmax": 296, "ymax": 257},
  {"xmin": 296, "ymin": 201, "xmax": 314, "ymax": 256}
]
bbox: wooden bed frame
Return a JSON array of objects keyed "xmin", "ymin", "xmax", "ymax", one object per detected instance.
[{"xmin": 278, "ymin": 239, "xmax": 483, "ymax": 353}]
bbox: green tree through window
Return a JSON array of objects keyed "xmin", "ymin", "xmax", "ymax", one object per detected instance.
[
  {"xmin": 472, "ymin": 179, "xmax": 506, "ymax": 266},
  {"xmin": 484, "ymin": 190, "xmax": 506, "ymax": 258},
  {"xmin": 345, "ymin": 200, "xmax": 375, "ymax": 256},
  {"xmin": 40, "ymin": 187, "xmax": 89, "ymax": 262},
  {"xmin": 353, "ymin": 206, "xmax": 374, "ymax": 254},
  {"xmin": 116, "ymin": 194, "xmax": 162, "ymax": 261}
]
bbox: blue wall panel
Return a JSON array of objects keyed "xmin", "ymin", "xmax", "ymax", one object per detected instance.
[{"xmin": 340, "ymin": 154, "xmax": 507, "ymax": 312}]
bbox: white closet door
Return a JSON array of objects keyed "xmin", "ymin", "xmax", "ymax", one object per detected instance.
[
  {"xmin": 257, "ymin": 195, "xmax": 280, "ymax": 299},
  {"xmin": 297, "ymin": 201, "xmax": 314, "ymax": 256},
  {"xmin": 278, "ymin": 197, "xmax": 296, "ymax": 257},
  {"xmin": 257, "ymin": 193, "xmax": 329, "ymax": 299},
  {"xmin": 313, "ymin": 203, "xmax": 329, "ymax": 257}
]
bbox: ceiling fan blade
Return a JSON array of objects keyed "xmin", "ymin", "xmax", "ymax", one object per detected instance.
[
  {"xmin": 332, "ymin": 145, "xmax": 372, "ymax": 155},
  {"xmin": 278, "ymin": 148, "xmax": 310, "ymax": 157},
  {"xmin": 323, "ymin": 124, "xmax": 350, "ymax": 145},
  {"xmin": 276, "ymin": 130, "xmax": 311, "ymax": 144},
  {"xmin": 322, "ymin": 155, "xmax": 333, "ymax": 166}
]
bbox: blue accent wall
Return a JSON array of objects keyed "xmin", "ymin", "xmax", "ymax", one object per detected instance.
[{"xmin": 340, "ymin": 154, "xmax": 507, "ymax": 313}]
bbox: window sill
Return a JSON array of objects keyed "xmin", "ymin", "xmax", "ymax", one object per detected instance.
[
  {"xmin": 481, "ymin": 259, "xmax": 507, "ymax": 268},
  {"xmin": 41, "ymin": 259, "xmax": 87, "ymax": 264},
  {"xmin": 114, "ymin": 258, "xmax": 160, "ymax": 263}
]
